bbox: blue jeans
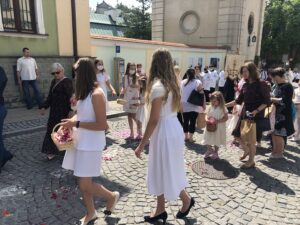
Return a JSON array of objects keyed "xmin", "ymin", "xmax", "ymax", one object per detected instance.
[
  {"xmin": 22, "ymin": 80, "xmax": 43, "ymax": 109},
  {"xmin": 0, "ymin": 104, "xmax": 11, "ymax": 166}
]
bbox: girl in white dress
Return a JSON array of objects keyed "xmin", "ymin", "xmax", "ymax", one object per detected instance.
[
  {"xmin": 135, "ymin": 48, "xmax": 194, "ymax": 224},
  {"xmin": 202, "ymin": 91, "xmax": 228, "ymax": 160},
  {"xmin": 61, "ymin": 58, "xmax": 119, "ymax": 225},
  {"xmin": 135, "ymin": 77, "xmax": 146, "ymax": 140},
  {"xmin": 122, "ymin": 63, "xmax": 140, "ymax": 139}
]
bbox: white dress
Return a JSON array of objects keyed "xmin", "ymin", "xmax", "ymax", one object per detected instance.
[
  {"xmin": 202, "ymin": 106, "xmax": 227, "ymax": 147},
  {"xmin": 123, "ymin": 75, "xmax": 140, "ymax": 113},
  {"xmin": 62, "ymin": 89, "xmax": 106, "ymax": 177},
  {"xmin": 136, "ymin": 95, "xmax": 145, "ymax": 123},
  {"xmin": 147, "ymin": 79, "xmax": 189, "ymax": 201},
  {"xmin": 97, "ymin": 72, "xmax": 110, "ymax": 111}
]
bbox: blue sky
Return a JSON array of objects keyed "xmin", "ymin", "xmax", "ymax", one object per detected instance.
[{"xmin": 89, "ymin": 0, "xmax": 139, "ymax": 10}]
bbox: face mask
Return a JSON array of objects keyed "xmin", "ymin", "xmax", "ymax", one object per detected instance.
[
  {"xmin": 130, "ymin": 70, "xmax": 136, "ymax": 75},
  {"xmin": 97, "ymin": 65, "xmax": 104, "ymax": 71}
]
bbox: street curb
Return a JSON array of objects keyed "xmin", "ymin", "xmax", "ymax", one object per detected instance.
[{"xmin": 3, "ymin": 111, "xmax": 127, "ymax": 138}]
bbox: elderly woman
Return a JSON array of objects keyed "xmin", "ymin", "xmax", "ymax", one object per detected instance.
[
  {"xmin": 40, "ymin": 63, "xmax": 73, "ymax": 160},
  {"xmin": 226, "ymin": 63, "xmax": 271, "ymax": 169},
  {"xmin": 270, "ymin": 67, "xmax": 295, "ymax": 158}
]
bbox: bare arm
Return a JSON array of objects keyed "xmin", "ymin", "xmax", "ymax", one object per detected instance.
[
  {"xmin": 106, "ymin": 80, "xmax": 116, "ymax": 95},
  {"xmin": 225, "ymin": 100, "xmax": 236, "ymax": 108}
]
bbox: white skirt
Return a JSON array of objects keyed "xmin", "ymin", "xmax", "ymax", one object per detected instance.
[
  {"xmin": 62, "ymin": 149, "xmax": 102, "ymax": 177},
  {"xmin": 147, "ymin": 117, "xmax": 189, "ymax": 201}
]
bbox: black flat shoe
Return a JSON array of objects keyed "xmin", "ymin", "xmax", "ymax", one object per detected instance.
[
  {"xmin": 144, "ymin": 211, "xmax": 167, "ymax": 224},
  {"xmin": 176, "ymin": 197, "xmax": 195, "ymax": 219},
  {"xmin": 1, "ymin": 154, "xmax": 14, "ymax": 168}
]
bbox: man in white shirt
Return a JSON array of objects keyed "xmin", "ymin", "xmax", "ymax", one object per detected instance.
[
  {"xmin": 209, "ymin": 65, "xmax": 218, "ymax": 93},
  {"xmin": 218, "ymin": 69, "xmax": 226, "ymax": 94},
  {"xmin": 17, "ymin": 48, "xmax": 43, "ymax": 109}
]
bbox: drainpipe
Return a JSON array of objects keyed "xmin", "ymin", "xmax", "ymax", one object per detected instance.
[{"xmin": 71, "ymin": 0, "xmax": 78, "ymax": 60}]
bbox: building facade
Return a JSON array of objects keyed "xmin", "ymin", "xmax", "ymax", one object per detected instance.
[
  {"xmin": 152, "ymin": 0, "xmax": 266, "ymax": 61},
  {"xmin": 0, "ymin": 0, "xmax": 90, "ymax": 107}
]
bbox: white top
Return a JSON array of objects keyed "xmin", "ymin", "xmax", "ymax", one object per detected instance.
[
  {"xmin": 17, "ymin": 57, "xmax": 37, "ymax": 80},
  {"xmin": 294, "ymin": 72, "xmax": 300, "ymax": 80},
  {"xmin": 74, "ymin": 89, "xmax": 106, "ymax": 151},
  {"xmin": 260, "ymin": 70, "xmax": 268, "ymax": 81},
  {"xmin": 209, "ymin": 70, "xmax": 219, "ymax": 88},
  {"xmin": 218, "ymin": 70, "xmax": 226, "ymax": 87},
  {"xmin": 181, "ymin": 79, "xmax": 202, "ymax": 112},
  {"xmin": 96, "ymin": 72, "xmax": 110, "ymax": 98},
  {"xmin": 202, "ymin": 72, "xmax": 211, "ymax": 91},
  {"xmin": 294, "ymin": 87, "xmax": 300, "ymax": 103}
]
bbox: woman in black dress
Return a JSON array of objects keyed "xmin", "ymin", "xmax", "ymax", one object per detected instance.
[
  {"xmin": 40, "ymin": 63, "xmax": 73, "ymax": 160},
  {"xmin": 223, "ymin": 74, "xmax": 238, "ymax": 113},
  {"xmin": 270, "ymin": 68, "xmax": 295, "ymax": 158}
]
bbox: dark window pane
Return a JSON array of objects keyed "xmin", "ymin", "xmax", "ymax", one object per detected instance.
[{"xmin": 1, "ymin": 0, "xmax": 16, "ymax": 30}]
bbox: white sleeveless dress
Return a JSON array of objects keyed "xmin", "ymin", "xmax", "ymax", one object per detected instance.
[
  {"xmin": 146, "ymin": 80, "xmax": 189, "ymax": 201},
  {"xmin": 62, "ymin": 89, "xmax": 106, "ymax": 177}
]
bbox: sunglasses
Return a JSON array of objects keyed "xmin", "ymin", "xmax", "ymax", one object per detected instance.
[{"xmin": 51, "ymin": 71, "xmax": 60, "ymax": 75}]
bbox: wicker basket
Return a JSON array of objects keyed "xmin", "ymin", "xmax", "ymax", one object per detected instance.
[
  {"xmin": 51, "ymin": 123, "xmax": 74, "ymax": 151},
  {"xmin": 206, "ymin": 122, "xmax": 217, "ymax": 132},
  {"xmin": 117, "ymin": 98, "xmax": 127, "ymax": 105}
]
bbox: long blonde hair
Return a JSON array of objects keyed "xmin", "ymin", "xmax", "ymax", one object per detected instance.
[
  {"xmin": 145, "ymin": 48, "xmax": 181, "ymax": 111},
  {"xmin": 210, "ymin": 91, "xmax": 226, "ymax": 113}
]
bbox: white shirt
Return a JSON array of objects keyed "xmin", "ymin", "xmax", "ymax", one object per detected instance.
[
  {"xmin": 294, "ymin": 72, "xmax": 300, "ymax": 80},
  {"xmin": 181, "ymin": 79, "xmax": 202, "ymax": 112},
  {"xmin": 260, "ymin": 70, "xmax": 268, "ymax": 81},
  {"xmin": 218, "ymin": 70, "xmax": 226, "ymax": 87},
  {"xmin": 209, "ymin": 70, "xmax": 219, "ymax": 88},
  {"xmin": 96, "ymin": 72, "xmax": 110, "ymax": 98},
  {"xmin": 202, "ymin": 72, "xmax": 211, "ymax": 91},
  {"xmin": 17, "ymin": 57, "xmax": 37, "ymax": 80}
]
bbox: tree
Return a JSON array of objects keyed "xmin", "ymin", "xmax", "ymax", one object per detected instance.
[
  {"xmin": 117, "ymin": 0, "xmax": 152, "ymax": 40},
  {"xmin": 261, "ymin": 0, "xmax": 300, "ymax": 67}
]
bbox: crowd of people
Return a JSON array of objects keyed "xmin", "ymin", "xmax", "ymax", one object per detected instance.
[{"xmin": 0, "ymin": 46, "xmax": 299, "ymax": 225}]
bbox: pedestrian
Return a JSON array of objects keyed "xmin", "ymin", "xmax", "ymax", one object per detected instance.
[
  {"xmin": 181, "ymin": 68, "xmax": 204, "ymax": 142},
  {"xmin": 202, "ymin": 66, "xmax": 211, "ymax": 102},
  {"xmin": 293, "ymin": 81, "xmax": 300, "ymax": 141},
  {"xmin": 135, "ymin": 76, "xmax": 146, "ymax": 140},
  {"xmin": 270, "ymin": 67, "xmax": 295, "ymax": 158},
  {"xmin": 135, "ymin": 48, "xmax": 194, "ymax": 224},
  {"xmin": 0, "ymin": 66, "xmax": 13, "ymax": 173},
  {"xmin": 218, "ymin": 69, "xmax": 226, "ymax": 94},
  {"xmin": 40, "ymin": 63, "xmax": 73, "ymax": 160},
  {"xmin": 202, "ymin": 91, "xmax": 228, "ymax": 159},
  {"xmin": 195, "ymin": 65, "xmax": 203, "ymax": 83},
  {"xmin": 17, "ymin": 47, "xmax": 43, "ymax": 109},
  {"xmin": 209, "ymin": 65, "xmax": 218, "ymax": 94},
  {"xmin": 226, "ymin": 63, "xmax": 271, "ymax": 169},
  {"xmin": 61, "ymin": 58, "xmax": 119, "ymax": 225},
  {"xmin": 223, "ymin": 73, "xmax": 238, "ymax": 113},
  {"xmin": 122, "ymin": 63, "xmax": 140, "ymax": 139}
]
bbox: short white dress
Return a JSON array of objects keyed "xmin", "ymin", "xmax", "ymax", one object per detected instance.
[
  {"xmin": 123, "ymin": 75, "xmax": 140, "ymax": 113},
  {"xmin": 202, "ymin": 106, "xmax": 227, "ymax": 147},
  {"xmin": 97, "ymin": 72, "xmax": 110, "ymax": 112},
  {"xmin": 136, "ymin": 95, "xmax": 145, "ymax": 123},
  {"xmin": 62, "ymin": 89, "xmax": 106, "ymax": 177},
  {"xmin": 146, "ymin": 79, "xmax": 189, "ymax": 201}
]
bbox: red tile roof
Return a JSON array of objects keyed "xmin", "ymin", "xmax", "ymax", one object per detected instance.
[{"xmin": 91, "ymin": 35, "xmax": 227, "ymax": 50}]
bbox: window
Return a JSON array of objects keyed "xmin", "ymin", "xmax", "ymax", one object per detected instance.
[{"xmin": 1, "ymin": 0, "xmax": 36, "ymax": 33}]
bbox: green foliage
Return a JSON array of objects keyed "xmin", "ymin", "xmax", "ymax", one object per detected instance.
[
  {"xmin": 116, "ymin": 0, "xmax": 152, "ymax": 40},
  {"xmin": 262, "ymin": 0, "xmax": 300, "ymax": 66}
]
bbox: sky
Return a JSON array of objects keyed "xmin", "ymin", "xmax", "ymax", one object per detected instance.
[{"xmin": 89, "ymin": 0, "xmax": 139, "ymax": 10}]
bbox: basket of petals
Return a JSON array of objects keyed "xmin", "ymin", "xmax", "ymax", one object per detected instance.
[{"xmin": 51, "ymin": 123, "xmax": 74, "ymax": 151}]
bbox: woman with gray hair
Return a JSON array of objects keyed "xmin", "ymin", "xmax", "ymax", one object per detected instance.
[{"xmin": 40, "ymin": 63, "xmax": 73, "ymax": 160}]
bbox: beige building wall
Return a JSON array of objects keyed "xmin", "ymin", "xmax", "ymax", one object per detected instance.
[
  {"xmin": 55, "ymin": 0, "xmax": 90, "ymax": 57},
  {"xmin": 152, "ymin": 0, "xmax": 266, "ymax": 61}
]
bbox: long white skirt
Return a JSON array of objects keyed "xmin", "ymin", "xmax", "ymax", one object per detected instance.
[
  {"xmin": 147, "ymin": 117, "xmax": 189, "ymax": 201},
  {"xmin": 62, "ymin": 149, "xmax": 102, "ymax": 177}
]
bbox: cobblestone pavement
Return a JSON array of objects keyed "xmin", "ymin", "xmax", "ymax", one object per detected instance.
[{"xmin": 1, "ymin": 116, "xmax": 300, "ymax": 225}]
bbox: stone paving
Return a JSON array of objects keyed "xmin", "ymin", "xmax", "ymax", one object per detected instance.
[{"xmin": 1, "ymin": 116, "xmax": 300, "ymax": 225}]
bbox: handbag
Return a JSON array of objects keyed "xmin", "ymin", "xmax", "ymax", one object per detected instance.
[
  {"xmin": 240, "ymin": 119, "xmax": 256, "ymax": 144},
  {"xmin": 256, "ymin": 107, "xmax": 271, "ymax": 132},
  {"xmin": 197, "ymin": 113, "xmax": 206, "ymax": 129},
  {"xmin": 187, "ymin": 90, "xmax": 204, "ymax": 106}
]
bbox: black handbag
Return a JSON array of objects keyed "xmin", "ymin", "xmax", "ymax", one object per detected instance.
[{"xmin": 187, "ymin": 90, "xmax": 204, "ymax": 106}]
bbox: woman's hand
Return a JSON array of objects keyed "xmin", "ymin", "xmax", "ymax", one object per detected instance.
[
  {"xmin": 135, "ymin": 144, "xmax": 144, "ymax": 159},
  {"xmin": 61, "ymin": 119, "xmax": 76, "ymax": 129},
  {"xmin": 112, "ymin": 90, "xmax": 117, "ymax": 97}
]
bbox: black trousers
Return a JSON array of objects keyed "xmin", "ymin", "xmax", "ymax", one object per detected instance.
[
  {"xmin": 177, "ymin": 112, "xmax": 183, "ymax": 127},
  {"xmin": 182, "ymin": 112, "xmax": 198, "ymax": 134},
  {"xmin": 204, "ymin": 90, "xmax": 210, "ymax": 102}
]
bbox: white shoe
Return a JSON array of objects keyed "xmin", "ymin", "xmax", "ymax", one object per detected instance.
[
  {"xmin": 104, "ymin": 191, "xmax": 120, "ymax": 215},
  {"xmin": 269, "ymin": 153, "xmax": 285, "ymax": 159},
  {"xmin": 80, "ymin": 211, "xmax": 98, "ymax": 225}
]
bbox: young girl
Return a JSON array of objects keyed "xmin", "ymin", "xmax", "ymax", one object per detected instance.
[
  {"xmin": 122, "ymin": 63, "xmax": 140, "ymax": 139},
  {"xmin": 61, "ymin": 58, "xmax": 119, "ymax": 225},
  {"xmin": 135, "ymin": 77, "xmax": 146, "ymax": 140},
  {"xmin": 135, "ymin": 48, "xmax": 194, "ymax": 224},
  {"xmin": 202, "ymin": 91, "xmax": 228, "ymax": 159}
]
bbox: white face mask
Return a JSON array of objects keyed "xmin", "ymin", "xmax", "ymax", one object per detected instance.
[
  {"xmin": 97, "ymin": 65, "xmax": 104, "ymax": 71},
  {"xmin": 130, "ymin": 69, "xmax": 136, "ymax": 75}
]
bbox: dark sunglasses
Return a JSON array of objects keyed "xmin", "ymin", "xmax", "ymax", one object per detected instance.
[{"xmin": 51, "ymin": 71, "xmax": 60, "ymax": 75}]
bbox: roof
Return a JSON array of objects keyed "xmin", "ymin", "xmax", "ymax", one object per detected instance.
[
  {"xmin": 96, "ymin": 1, "xmax": 113, "ymax": 10},
  {"xmin": 91, "ymin": 35, "xmax": 228, "ymax": 50},
  {"xmin": 90, "ymin": 23, "xmax": 124, "ymax": 36},
  {"xmin": 90, "ymin": 12, "xmax": 125, "ymax": 26}
]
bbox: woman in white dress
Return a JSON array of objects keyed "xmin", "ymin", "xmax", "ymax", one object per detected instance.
[
  {"xmin": 61, "ymin": 58, "xmax": 119, "ymax": 225},
  {"xmin": 135, "ymin": 48, "xmax": 194, "ymax": 224}
]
